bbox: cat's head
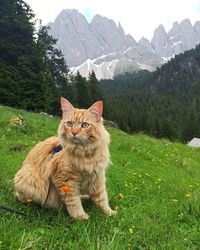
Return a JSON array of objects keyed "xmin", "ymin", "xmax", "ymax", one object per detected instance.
[{"xmin": 58, "ymin": 98, "xmax": 110, "ymax": 151}]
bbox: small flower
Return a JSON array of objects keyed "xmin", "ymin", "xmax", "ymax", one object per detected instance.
[
  {"xmin": 172, "ymin": 199, "xmax": 178, "ymax": 202},
  {"xmin": 117, "ymin": 193, "xmax": 124, "ymax": 200},
  {"xmin": 178, "ymin": 212, "xmax": 184, "ymax": 218},
  {"xmin": 129, "ymin": 228, "xmax": 133, "ymax": 234},
  {"xmin": 128, "ymin": 226, "xmax": 135, "ymax": 234},
  {"xmin": 185, "ymin": 192, "xmax": 191, "ymax": 197}
]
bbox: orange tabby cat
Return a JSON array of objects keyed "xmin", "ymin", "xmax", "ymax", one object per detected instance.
[{"xmin": 14, "ymin": 98, "xmax": 115, "ymax": 219}]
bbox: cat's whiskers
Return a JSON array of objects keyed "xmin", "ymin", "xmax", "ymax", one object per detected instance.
[
  {"xmin": 74, "ymin": 135, "xmax": 90, "ymax": 145},
  {"xmin": 79, "ymin": 135, "xmax": 90, "ymax": 144}
]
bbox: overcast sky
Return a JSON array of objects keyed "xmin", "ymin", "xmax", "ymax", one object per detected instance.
[{"xmin": 25, "ymin": 0, "xmax": 200, "ymax": 41}]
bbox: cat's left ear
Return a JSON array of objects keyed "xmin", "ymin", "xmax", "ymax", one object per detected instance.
[
  {"xmin": 61, "ymin": 97, "xmax": 74, "ymax": 115},
  {"xmin": 88, "ymin": 101, "xmax": 103, "ymax": 122}
]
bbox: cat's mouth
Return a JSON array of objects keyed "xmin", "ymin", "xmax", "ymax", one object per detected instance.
[{"xmin": 69, "ymin": 135, "xmax": 90, "ymax": 145}]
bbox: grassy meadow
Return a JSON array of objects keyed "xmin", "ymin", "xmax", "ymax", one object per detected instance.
[{"xmin": 1, "ymin": 105, "xmax": 200, "ymax": 249}]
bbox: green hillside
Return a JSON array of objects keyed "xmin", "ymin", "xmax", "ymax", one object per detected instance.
[{"xmin": 1, "ymin": 105, "xmax": 200, "ymax": 249}]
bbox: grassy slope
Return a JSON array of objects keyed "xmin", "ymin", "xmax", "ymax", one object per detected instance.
[{"xmin": 0, "ymin": 105, "xmax": 200, "ymax": 250}]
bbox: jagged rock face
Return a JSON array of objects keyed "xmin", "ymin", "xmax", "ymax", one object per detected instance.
[
  {"xmin": 152, "ymin": 19, "xmax": 200, "ymax": 59},
  {"xmin": 194, "ymin": 21, "xmax": 200, "ymax": 40},
  {"xmin": 48, "ymin": 9, "xmax": 136, "ymax": 67},
  {"xmin": 48, "ymin": 9, "xmax": 102, "ymax": 67},
  {"xmin": 48, "ymin": 10, "xmax": 200, "ymax": 79},
  {"xmin": 90, "ymin": 15, "xmax": 135, "ymax": 52},
  {"xmin": 151, "ymin": 25, "xmax": 171, "ymax": 58}
]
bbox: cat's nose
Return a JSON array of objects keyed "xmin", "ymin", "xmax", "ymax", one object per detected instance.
[{"xmin": 72, "ymin": 130, "xmax": 79, "ymax": 136}]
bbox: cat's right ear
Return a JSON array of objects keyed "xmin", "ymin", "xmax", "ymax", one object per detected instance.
[{"xmin": 61, "ymin": 97, "xmax": 74, "ymax": 116}]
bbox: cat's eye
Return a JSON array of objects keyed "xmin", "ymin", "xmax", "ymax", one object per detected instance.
[
  {"xmin": 81, "ymin": 122, "xmax": 89, "ymax": 128},
  {"xmin": 65, "ymin": 121, "xmax": 73, "ymax": 127}
]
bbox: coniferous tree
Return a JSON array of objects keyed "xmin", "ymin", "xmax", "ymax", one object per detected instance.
[
  {"xmin": 0, "ymin": 1, "xmax": 73, "ymax": 113},
  {"xmin": 181, "ymin": 108, "xmax": 200, "ymax": 142},
  {"xmin": 88, "ymin": 70, "xmax": 102, "ymax": 103},
  {"xmin": 36, "ymin": 25, "xmax": 73, "ymax": 114},
  {"xmin": 0, "ymin": 0, "xmax": 37, "ymax": 108},
  {"xmin": 73, "ymin": 71, "xmax": 91, "ymax": 108},
  {"xmin": 0, "ymin": 0, "xmax": 52, "ymax": 111}
]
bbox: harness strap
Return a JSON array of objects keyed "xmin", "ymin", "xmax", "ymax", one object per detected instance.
[
  {"xmin": 42, "ymin": 180, "xmax": 51, "ymax": 209},
  {"xmin": 51, "ymin": 144, "xmax": 62, "ymax": 156},
  {"xmin": 42, "ymin": 144, "xmax": 63, "ymax": 208}
]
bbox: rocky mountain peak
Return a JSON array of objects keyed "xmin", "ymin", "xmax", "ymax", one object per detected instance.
[
  {"xmin": 139, "ymin": 37, "xmax": 152, "ymax": 51},
  {"xmin": 56, "ymin": 9, "xmax": 88, "ymax": 26},
  {"xmin": 117, "ymin": 22, "xmax": 125, "ymax": 35},
  {"xmin": 180, "ymin": 18, "xmax": 193, "ymax": 28},
  {"xmin": 151, "ymin": 24, "xmax": 170, "ymax": 57},
  {"xmin": 48, "ymin": 10, "xmax": 200, "ymax": 79},
  {"xmin": 194, "ymin": 21, "xmax": 200, "ymax": 41}
]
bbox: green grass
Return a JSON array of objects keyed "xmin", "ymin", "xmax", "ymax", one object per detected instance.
[{"xmin": 1, "ymin": 105, "xmax": 200, "ymax": 249}]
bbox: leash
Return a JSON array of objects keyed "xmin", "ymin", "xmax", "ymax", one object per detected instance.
[
  {"xmin": 0, "ymin": 204, "xmax": 26, "ymax": 216},
  {"xmin": 1, "ymin": 144, "xmax": 63, "ymax": 216}
]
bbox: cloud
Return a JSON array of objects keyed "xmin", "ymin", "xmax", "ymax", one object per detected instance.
[{"xmin": 26, "ymin": 0, "xmax": 200, "ymax": 41}]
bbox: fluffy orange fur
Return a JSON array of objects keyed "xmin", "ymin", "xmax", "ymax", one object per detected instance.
[{"xmin": 14, "ymin": 98, "xmax": 115, "ymax": 220}]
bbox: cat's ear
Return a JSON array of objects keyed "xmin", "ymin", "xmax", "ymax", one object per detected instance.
[
  {"xmin": 61, "ymin": 97, "xmax": 74, "ymax": 115},
  {"xmin": 88, "ymin": 101, "xmax": 103, "ymax": 121}
]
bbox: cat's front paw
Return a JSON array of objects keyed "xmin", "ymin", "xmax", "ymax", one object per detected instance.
[
  {"xmin": 72, "ymin": 212, "xmax": 90, "ymax": 220},
  {"xmin": 103, "ymin": 207, "xmax": 117, "ymax": 217}
]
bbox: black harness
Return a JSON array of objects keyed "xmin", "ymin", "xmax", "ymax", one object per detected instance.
[{"xmin": 42, "ymin": 145, "xmax": 63, "ymax": 207}]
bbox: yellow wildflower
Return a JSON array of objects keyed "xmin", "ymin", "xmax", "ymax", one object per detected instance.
[
  {"xmin": 117, "ymin": 193, "xmax": 124, "ymax": 200},
  {"xmin": 129, "ymin": 228, "xmax": 133, "ymax": 234},
  {"xmin": 115, "ymin": 206, "xmax": 120, "ymax": 211},
  {"xmin": 185, "ymin": 193, "xmax": 191, "ymax": 197},
  {"xmin": 172, "ymin": 199, "xmax": 178, "ymax": 202}
]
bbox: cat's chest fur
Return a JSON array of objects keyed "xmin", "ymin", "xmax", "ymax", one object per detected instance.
[
  {"xmin": 63, "ymin": 146, "xmax": 109, "ymax": 173},
  {"xmin": 79, "ymin": 169, "xmax": 99, "ymax": 194},
  {"xmin": 61, "ymin": 149, "xmax": 108, "ymax": 193}
]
